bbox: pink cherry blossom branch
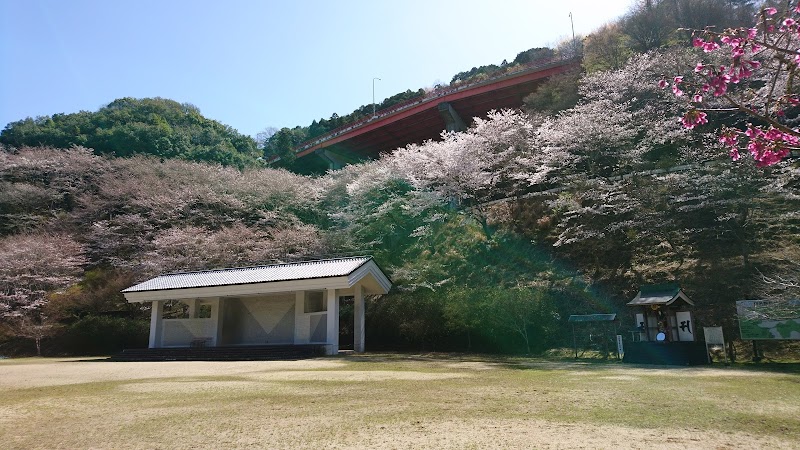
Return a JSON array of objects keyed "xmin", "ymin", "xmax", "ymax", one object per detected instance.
[{"xmin": 665, "ymin": 4, "xmax": 800, "ymax": 166}]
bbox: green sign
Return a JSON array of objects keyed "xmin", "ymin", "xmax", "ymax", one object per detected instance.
[{"xmin": 736, "ymin": 300, "xmax": 800, "ymax": 340}]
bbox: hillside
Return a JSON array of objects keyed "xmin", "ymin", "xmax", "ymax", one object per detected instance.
[
  {"xmin": 3, "ymin": 46, "xmax": 798, "ymax": 352},
  {"xmin": 0, "ymin": 97, "xmax": 260, "ymax": 168}
]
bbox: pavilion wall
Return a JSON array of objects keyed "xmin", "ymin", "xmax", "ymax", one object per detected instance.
[{"xmin": 221, "ymin": 294, "xmax": 296, "ymax": 346}]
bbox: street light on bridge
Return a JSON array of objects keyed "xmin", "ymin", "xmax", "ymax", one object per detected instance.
[
  {"xmin": 569, "ymin": 12, "xmax": 577, "ymax": 57},
  {"xmin": 373, "ymin": 77, "xmax": 381, "ymax": 118}
]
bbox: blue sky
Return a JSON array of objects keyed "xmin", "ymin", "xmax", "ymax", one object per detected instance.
[{"xmin": 1, "ymin": 0, "xmax": 634, "ymax": 138}]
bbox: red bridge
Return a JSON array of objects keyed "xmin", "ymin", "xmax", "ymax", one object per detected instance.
[{"xmin": 289, "ymin": 57, "xmax": 579, "ymax": 170}]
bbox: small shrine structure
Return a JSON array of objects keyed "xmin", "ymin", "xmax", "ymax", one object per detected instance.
[{"xmin": 623, "ymin": 284, "xmax": 707, "ymax": 365}]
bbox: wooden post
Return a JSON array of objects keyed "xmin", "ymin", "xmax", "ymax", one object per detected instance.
[
  {"xmin": 752, "ymin": 340, "xmax": 762, "ymax": 362},
  {"xmin": 572, "ymin": 323, "xmax": 578, "ymax": 359}
]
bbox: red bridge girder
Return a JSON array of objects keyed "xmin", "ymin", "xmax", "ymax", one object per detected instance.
[{"xmin": 293, "ymin": 58, "xmax": 579, "ymax": 162}]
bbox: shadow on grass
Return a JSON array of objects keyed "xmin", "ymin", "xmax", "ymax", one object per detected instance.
[
  {"xmin": 28, "ymin": 350, "xmax": 797, "ymax": 375},
  {"xmin": 337, "ymin": 351, "xmax": 800, "ymax": 374},
  {"xmin": 337, "ymin": 351, "xmax": 622, "ymax": 371},
  {"xmin": 726, "ymin": 361, "xmax": 800, "ymax": 374}
]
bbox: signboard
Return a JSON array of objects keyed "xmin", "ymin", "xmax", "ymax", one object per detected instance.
[
  {"xmin": 704, "ymin": 326, "xmax": 725, "ymax": 345},
  {"xmin": 736, "ymin": 300, "xmax": 800, "ymax": 340},
  {"xmin": 703, "ymin": 326, "xmax": 727, "ymax": 364},
  {"xmin": 616, "ymin": 334, "xmax": 624, "ymax": 358}
]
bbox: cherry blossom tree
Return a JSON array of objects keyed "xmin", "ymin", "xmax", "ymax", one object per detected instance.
[
  {"xmin": 666, "ymin": 4, "xmax": 800, "ymax": 166},
  {"xmin": 391, "ymin": 110, "xmax": 532, "ymax": 205},
  {"xmin": 390, "ymin": 109, "xmax": 537, "ymax": 238},
  {"xmin": 127, "ymin": 223, "xmax": 327, "ymax": 277},
  {"xmin": 528, "ymin": 49, "xmax": 705, "ymax": 190},
  {"xmin": 14, "ymin": 317, "xmax": 58, "ymax": 356},
  {"xmin": 0, "ymin": 233, "xmax": 87, "ymax": 318}
]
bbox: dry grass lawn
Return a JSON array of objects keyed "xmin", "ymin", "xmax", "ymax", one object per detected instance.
[{"xmin": 0, "ymin": 354, "xmax": 798, "ymax": 449}]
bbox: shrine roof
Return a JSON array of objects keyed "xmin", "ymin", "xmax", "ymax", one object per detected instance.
[{"xmin": 627, "ymin": 284, "xmax": 694, "ymax": 307}]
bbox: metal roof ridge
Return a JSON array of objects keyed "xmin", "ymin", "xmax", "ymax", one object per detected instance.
[{"xmin": 155, "ymin": 255, "xmax": 373, "ymax": 277}]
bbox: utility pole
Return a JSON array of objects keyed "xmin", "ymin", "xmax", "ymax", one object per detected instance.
[{"xmin": 373, "ymin": 77, "xmax": 381, "ymax": 117}]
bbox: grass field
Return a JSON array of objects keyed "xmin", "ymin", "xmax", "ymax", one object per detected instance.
[{"xmin": 1, "ymin": 354, "xmax": 798, "ymax": 449}]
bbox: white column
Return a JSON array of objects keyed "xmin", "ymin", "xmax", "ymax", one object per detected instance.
[
  {"xmin": 149, "ymin": 301, "xmax": 164, "ymax": 348},
  {"xmin": 354, "ymin": 284, "xmax": 365, "ymax": 353},
  {"xmin": 294, "ymin": 291, "xmax": 309, "ymax": 344},
  {"xmin": 211, "ymin": 297, "xmax": 224, "ymax": 347},
  {"xmin": 325, "ymin": 288, "xmax": 339, "ymax": 355},
  {"xmin": 186, "ymin": 299, "xmax": 198, "ymax": 318}
]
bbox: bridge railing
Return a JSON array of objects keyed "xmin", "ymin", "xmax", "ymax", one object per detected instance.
[{"xmin": 291, "ymin": 56, "xmax": 579, "ymax": 155}]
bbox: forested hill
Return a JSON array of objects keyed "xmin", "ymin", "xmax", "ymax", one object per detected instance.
[{"xmin": 0, "ymin": 97, "xmax": 260, "ymax": 168}]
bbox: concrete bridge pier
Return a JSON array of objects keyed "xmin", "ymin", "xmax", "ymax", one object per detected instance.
[
  {"xmin": 437, "ymin": 101, "xmax": 467, "ymax": 132},
  {"xmin": 316, "ymin": 149, "xmax": 347, "ymax": 170}
]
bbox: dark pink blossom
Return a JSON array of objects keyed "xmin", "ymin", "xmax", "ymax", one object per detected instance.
[
  {"xmin": 710, "ymin": 74, "xmax": 730, "ymax": 96},
  {"xmin": 745, "ymin": 60, "xmax": 761, "ymax": 70},
  {"xmin": 743, "ymin": 126, "xmax": 798, "ymax": 166},
  {"xmin": 703, "ymin": 41, "xmax": 720, "ymax": 52},
  {"xmin": 676, "ymin": 6, "xmax": 800, "ymax": 167},
  {"xmin": 681, "ymin": 110, "xmax": 708, "ymax": 129},
  {"xmin": 719, "ymin": 131, "xmax": 738, "ymax": 148}
]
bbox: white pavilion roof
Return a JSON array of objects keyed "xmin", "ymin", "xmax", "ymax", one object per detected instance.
[{"xmin": 123, "ymin": 257, "xmax": 376, "ymax": 293}]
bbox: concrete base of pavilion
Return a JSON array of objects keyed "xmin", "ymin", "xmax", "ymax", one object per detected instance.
[{"xmin": 112, "ymin": 344, "xmax": 326, "ymax": 362}]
